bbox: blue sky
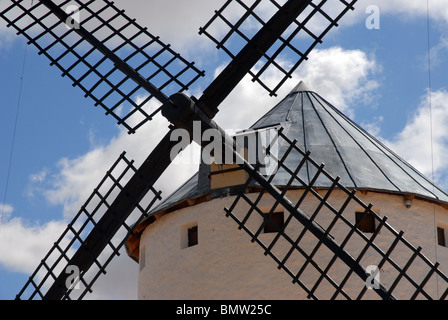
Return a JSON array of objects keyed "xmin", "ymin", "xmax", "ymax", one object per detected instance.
[{"xmin": 1, "ymin": 0, "xmax": 448, "ymax": 299}]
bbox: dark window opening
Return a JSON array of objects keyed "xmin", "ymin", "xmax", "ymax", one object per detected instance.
[
  {"xmin": 355, "ymin": 211, "xmax": 375, "ymax": 233},
  {"xmin": 264, "ymin": 212, "xmax": 284, "ymax": 233},
  {"xmin": 188, "ymin": 226, "xmax": 198, "ymax": 247},
  {"xmin": 438, "ymin": 227, "xmax": 446, "ymax": 247}
]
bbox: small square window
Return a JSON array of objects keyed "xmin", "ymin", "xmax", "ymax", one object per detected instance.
[
  {"xmin": 355, "ymin": 211, "xmax": 375, "ymax": 233},
  {"xmin": 181, "ymin": 222, "xmax": 198, "ymax": 249},
  {"xmin": 188, "ymin": 226, "xmax": 198, "ymax": 247},
  {"xmin": 139, "ymin": 245, "xmax": 146, "ymax": 271},
  {"xmin": 264, "ymin": 211, "xmax": 284, "ymax": 233},
  {"xmin": 437, "ymin": 227, "xmax": 446, "ymax": 247}
]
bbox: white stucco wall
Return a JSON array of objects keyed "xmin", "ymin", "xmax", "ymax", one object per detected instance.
[{"xmin": 138, "ymin": 190, "xmax": 448, "ymax": 300}]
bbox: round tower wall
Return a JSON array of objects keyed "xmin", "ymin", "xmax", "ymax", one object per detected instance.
[{"xmin": 138, "ymin": 190, "xmax": 448, "ymax": 300}]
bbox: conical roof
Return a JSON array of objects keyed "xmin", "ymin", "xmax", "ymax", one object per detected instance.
[{"xmin": 150, "ymin": 81, "xmax": 448, "ymax": 214}]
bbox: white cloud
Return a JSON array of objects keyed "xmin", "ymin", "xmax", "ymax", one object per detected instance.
[
  {"xmin": 30, "ymin": 46, "xmax": 380, "ymax": 212},
  {"xmin": 429, "ymin": 35, "xmax": 448, "ymax": 68},
  {"xmin": 361, "ymin": 115, "xmax": 385, "ymax": 137},
  {"xmin": 0, "ymin": 44, "xmax": 379, "ymax": 299},
  {"xmin": 384, "ymin": 89, "xmax": 448, "ymax": 184},
  {"xmin": 0, "ymin": 203, "xmax": 13, "ymax": 216},
  {"xmin": 3, "ymin": 0, "xmax": 431, "ymax": 300},
  {"xmin": 298, "ymin": 47, "xmax": 380, "ymax": 115},
  {"xmin": 0, "ymin": 216, "xmax": 68, "ymax": 274},
  {"xmin": 338, "ymin": 0, "xmax": 448, "ymax": 27},
  {"xmin": 3, "ymin": 106, "xmax": 198, "ymax": 299},
  {"xmin": 0, "ymin": 214, "xmax": 136, "ymax": 299},
  {"xmin": 0, "ymin": 203, "xmax": 14, "ymax": 232},
  {"xmin": 373, "ymin": 0, "xmax": 448, "ymax": 24},
  {"xmin": 1, "ymin": 0, "xmax": 448, "ymax": 55},
  {"xmin": 29, "ymin": 169, "xmax": 48, "ymax": 183},
  {"xmin": 112, "ymin": 0, "xmax": 224, "ymax": 59},
  {"xmin": 0, "ymin": 28, "xmax": 15, "ymax": 50},
  {"xmin": 0, "ymin": 0, "xmax": 373, "ymax": 300},
  {"xmin": 213, "ymin": 46, "xmax": 380, "ymax": 129},
  {"xmin": 36, "ymin": 109, "xmax": 199, "ymax": 219},
  {"xmin": 81, "ymin": 249, "xmax": 138, "ymax": 300}
]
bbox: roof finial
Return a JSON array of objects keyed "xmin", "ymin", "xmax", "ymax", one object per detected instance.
[{"xmin": 290, "ymin": 81, "xmax": 312, "ymax": 94}]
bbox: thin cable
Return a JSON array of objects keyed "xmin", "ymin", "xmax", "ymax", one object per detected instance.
[
  {"xmin": 426, "ymin": 0, "xmax": 439, "ymax": 298},
  {"xmin": 0, "ymin": 0, "xmax": 34, "ymax": 233},
  {"xmin": 427, "ymin": 2, "xmax": 435, "ymax": 183},
  {"xmin": 0, "ymin": 39, "xmax": 29, "ymax": 233}
]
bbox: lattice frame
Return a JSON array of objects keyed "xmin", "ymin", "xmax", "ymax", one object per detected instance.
[
  {"xmin": 16, "ymin": 152, "xmax": 162, "ymax": 300},
  {"xmin": 225, "ymin": 127, "xmax": 448, "ymax": 300},
  {"xmin": 0, "ymin": 0, "xmax": 204, "ymax": 133},
  {"xmin": 199, "ymin": 0, "xmax": 357, "ymax": 96}
]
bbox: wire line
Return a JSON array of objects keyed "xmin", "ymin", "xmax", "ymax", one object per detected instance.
[
  {"xmin": 425, "ymin": 0, "xmax": 440, "ymax": 298},
  {"xmin": 0, "ymin": 37, "xmax": 29, "ymax": 233}
]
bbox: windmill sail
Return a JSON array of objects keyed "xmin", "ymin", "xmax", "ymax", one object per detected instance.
[
  {"xmin": 16, "ymin": 151, "xmax": 162, "ymax": 300},
  {"xmin": 224, "ymin": 119, "xmax": 448, "ymax": 300},
  {"xmin": 200, "ymin": 0, "xmax": 357, "ymax": 97},
  {"xmin": 0, "ymin": 0, "xmax": 204, "ymax": 133},
  {"xmin": 2, "ymin": 0, "xmax": 370, "ymax": 299}
]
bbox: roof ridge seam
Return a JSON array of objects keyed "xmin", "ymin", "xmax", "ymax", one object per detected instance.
[
  {"xmin": 308, "ymin": 92, "xmax": 358, "ymax": 189},
  {"xmin": 312, "ymin": 92, "xmax": 402, "ymax": 192}
]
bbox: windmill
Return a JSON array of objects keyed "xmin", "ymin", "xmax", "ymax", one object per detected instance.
[{"xmin": 1, "ymin": 0, "xmax": 448, "ymax": 300}]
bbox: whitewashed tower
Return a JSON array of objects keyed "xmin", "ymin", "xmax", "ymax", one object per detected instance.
[
  {"xmin": 126, "ymin": 82, "xmax": 448, "ymax": 300},
  {"xmin": 8, "ymin": 0, "xmax": 448, "ymax": 301}
]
